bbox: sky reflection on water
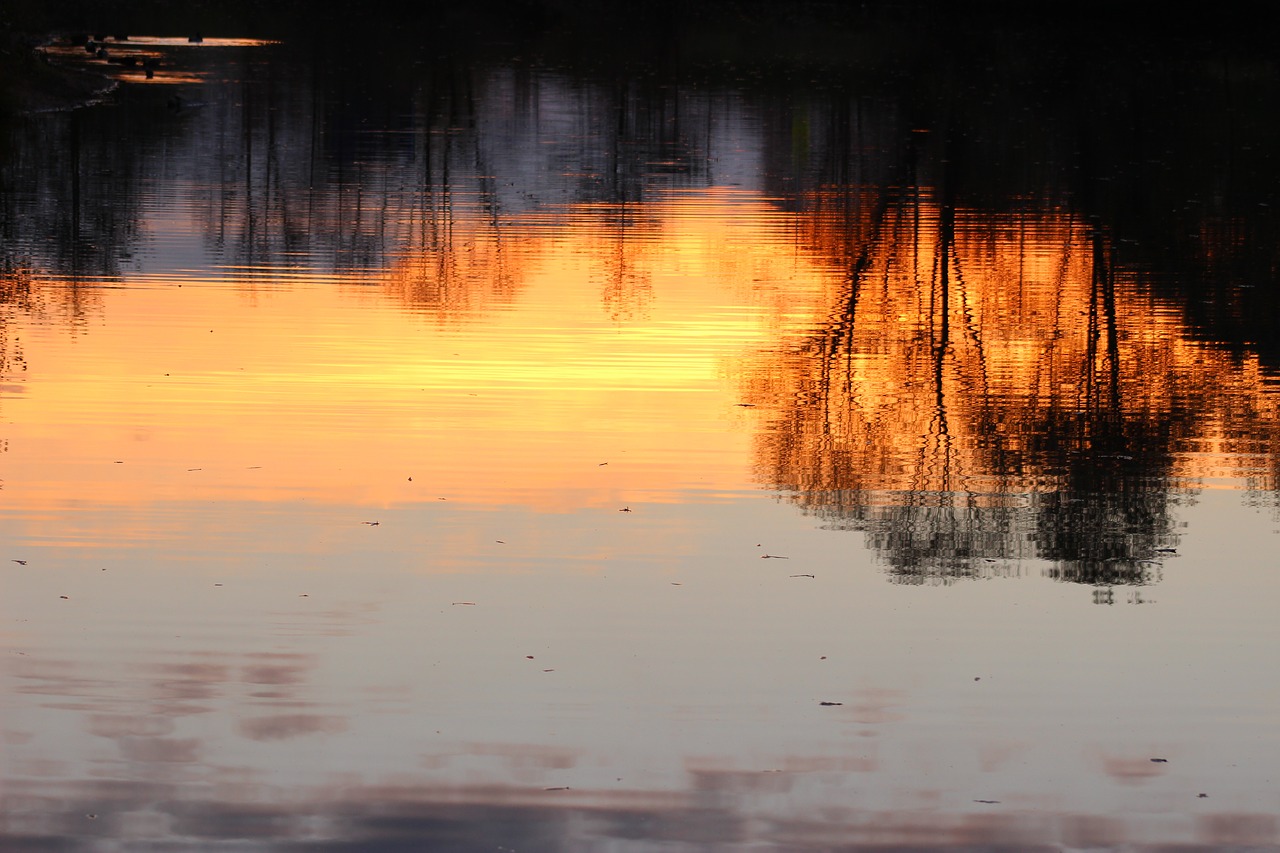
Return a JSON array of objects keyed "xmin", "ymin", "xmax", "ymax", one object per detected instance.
[{"xmin": 2, "ymin": 28, "xmax": 1280, "ymax": 851}]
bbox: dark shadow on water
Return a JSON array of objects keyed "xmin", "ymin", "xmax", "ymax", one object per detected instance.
[{"xmin": 3, "ymin": 774, "xmax": 1278, "ymax": 850}]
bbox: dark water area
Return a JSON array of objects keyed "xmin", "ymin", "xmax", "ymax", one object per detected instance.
[{"xmin": 2, "ymin": 10, "xmax": 1279, "ymax": 851}]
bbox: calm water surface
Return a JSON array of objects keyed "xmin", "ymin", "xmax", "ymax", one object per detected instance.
[{"xmin": 2, "ymin": 34, "xmax": 1279, "ymax": 850}]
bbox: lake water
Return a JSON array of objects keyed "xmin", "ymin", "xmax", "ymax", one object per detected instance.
[{"xmin": 2, "ymin": 31, "xmax": 1279, "ymax": 850}]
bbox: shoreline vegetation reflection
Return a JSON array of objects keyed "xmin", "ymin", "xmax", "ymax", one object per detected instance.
[{"xmin": 3, "ymin": 27, "xmax": 1277, "ymax": 588}]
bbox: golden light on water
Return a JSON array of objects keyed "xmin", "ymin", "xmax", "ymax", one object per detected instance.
[
  {"xmin": 3, "ymin": 192, "xmax": 828, "ymax": 526},
  {"xmin": 6, "ymin": 190, "xmax": 1278, "ymax": 535}
]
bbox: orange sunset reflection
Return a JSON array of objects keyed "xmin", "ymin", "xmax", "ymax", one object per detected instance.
[
  {"xmin": 744, "ymin": 187, "xmax": 1280, "ymax": 578},
  {"xmin": 4, "ymin": 182, "xmax": 1280, "ymax": 568},
  {"xmin": 0, "ymin": 191, "xmax": 821, "ymax": 525}
]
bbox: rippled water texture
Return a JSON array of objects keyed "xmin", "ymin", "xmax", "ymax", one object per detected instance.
[{"xmin": 2, "ymin": 28, "xmax": 1279, "ymax": 850}]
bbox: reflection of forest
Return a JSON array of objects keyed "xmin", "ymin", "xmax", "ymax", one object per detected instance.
[
  {"xmin": 747, "ymin": 181, "xmax": 1280, "ymax": 584},
  {"xmin": 0, "ymin": 50, "xmax": 723, "ymax": 320},
  {"xmin": 3, "ymin": 34, "xmax": 1274, "ymax": 327},
  {"xmin": 2, "ymin": 36, "xmax": 1278, "ymax": 585}
]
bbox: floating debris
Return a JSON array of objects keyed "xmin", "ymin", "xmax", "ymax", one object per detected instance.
[
  {"xmin": 544, "ymin": 786, "xmax": 570, "ymax": 791},
  {"xmin": 452, "ymin": 602, "xmax": 476, "ymax": 606},
  {"xmin": 974, "ymin": 800, "xmax": 1000, "ymax": 804},
  {"xmin": 789, "ymin": 573, "xmax": 814, "ymax": 578},
  {"xmin": 762, "ymin": 554, "xmax": 789, "ymax": 559},
  {"xmin": 11, "ymin": 560, "xmax": 26, "ymax": 565},
  {"xmin": 1150, "ymin": 758, "xmax": 1168, "ymax": 763},
  {"xmin": 819, "ymin": 701, "xmax": 842, "ymax": 706},
  {"xmin": 362, "ymin": 521, "xmax": 380, "ymax": 526}
]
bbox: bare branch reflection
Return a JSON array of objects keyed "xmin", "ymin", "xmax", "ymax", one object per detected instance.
[{"xmin": 747, "ymin": 136, "xmax": 1275, "ymax": 584}]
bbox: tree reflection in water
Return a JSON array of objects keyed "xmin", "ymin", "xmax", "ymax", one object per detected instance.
[
  {"xmin": 747, "ymin": 128, "xmax": 1273, "ymax": 586},
  {"xmin": 3, "ymin": 33, "xmax": 1277, "ymax": 588}
]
